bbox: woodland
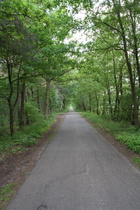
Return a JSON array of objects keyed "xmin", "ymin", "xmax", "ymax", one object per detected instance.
[{"xmin": 0, "ymin": 0, "xmax": 140, "ymax": 155}]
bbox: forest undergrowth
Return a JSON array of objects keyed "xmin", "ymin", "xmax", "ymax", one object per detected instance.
[{"xmin": 0, "ymin": 114, "xmax": 56, "ymax": 162}]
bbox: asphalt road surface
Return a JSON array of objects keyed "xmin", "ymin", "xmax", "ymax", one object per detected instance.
[{"xmin": 7, "ymin": 111, "xmax": 140, "ymax": 210}]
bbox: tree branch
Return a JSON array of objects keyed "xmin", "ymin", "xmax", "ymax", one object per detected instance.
[
  {"xmin": 101, "ymin": 21, "xmax": 121, "ymax": 34},
  {"xmin": 0, "ymin": 93, "xmax": 8, "ymax": 101}
]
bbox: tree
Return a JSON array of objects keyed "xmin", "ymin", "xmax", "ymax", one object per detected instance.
[
  {"xmin": 78, "ymin": 0, "xmax": 140, "ymax": 125},
  {"xmin": 0, "ymin": 0, "xmax": 77, "ymax": 134}
]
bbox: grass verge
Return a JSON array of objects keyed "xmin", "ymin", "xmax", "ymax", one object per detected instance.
[
  {"xmin": 80, "ymin": 112, "xmax": 140, "ymax": 155},
  {"xmin": 132, "ymin": 156, "xmax": 140, "ymax": 168},
  {"xmin": 0, "ymin": 183, "xmax": 16, "ymax": 210}
]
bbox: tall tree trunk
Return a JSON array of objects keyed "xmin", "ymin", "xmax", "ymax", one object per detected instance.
[
  {"xmin": 25, "ymin": 87, "xmax": 30, "ymax": 125},
  {"xmin": 129, "ymin": 3, "xmax": 140, "ymax": 89},
  {"xmin": 63, "ymin": 98, "xmax": 66, "ymax": 110},
  {"xmin": 102, "ymin": 92, "xmax": 106, "ymax": 115},
  {"xmin": 8, "ymin": 100, "xmax": 14, "ymax": 136},
  {"xmin": 7, "ymin": 60, "xmax": 14, "ymax": 135},
  {"xmin": 119, "ymin": 64, "xmax": 123, "ymax": 96},
  {"xmin": 95, "ymin": 91, "xmax": 99, "ymax": 115},
  {"xmin": 107, "ymin": 88, "xmax": 113, "ymax": 115},
  {"xmin": 44, "ymin": 80, "xmax": 51, "ymax": 117},
  {"xmin": 83, "ymin": 95, "xmax": 87, "ymax": 111},
  {"xmin": 112, "ymin": 0, "xmax": 139, "ymax": 125},
  {"xmin": 112, "ymin": 53, "xmax": 119, "ymax": 120},
  {"xmin": 37, "ymin": 88, "xmax": 41, "ymax": 112},
  {"xmin": 19, "ymin": 78, "xmax": 26, "ymax": 127},
  {"xmin": 89, "ymin": 92, "xmax": 92, "ymax": 112}
]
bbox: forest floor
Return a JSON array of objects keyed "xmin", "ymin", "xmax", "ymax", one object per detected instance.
[{"xmin": 0, "ymin": 112, "xmax": 140, "ymax": 209}]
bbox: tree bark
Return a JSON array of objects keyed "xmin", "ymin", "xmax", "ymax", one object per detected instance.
[
  {"xmin": 107, "ymin": 88, "xmax": 113, "ymax": 115},
  {"xmin": 112, "ymin": 0, "xmax": 139, "ymax": 125},
  {"xmin": 89, "ymin": 92, "xmax": 92, "ymax": 112},
  {"xmin": 19, "ymin": 78, "xmax": 26, "ymax": 127},
  {"xmin": 44, "ymin": 80, "xmax": 51, "ymax": 117},
  {"xmin": 7, "ymin": 59, "xmax": 14, "ymax": 135},
  {"xmin": 129, "ymin": 2, "xmax": 140, "ymax": 89},
  {"xmin": 8, "ymin": 100, "xmax": 14, "ymax": 136},
  {"xmin": 95, "ymin": 91, "xmax": 99, "ymax": 115},
  {"xmin": 37, "ymin": 88, "xmax": 41, "ymax": 112},
  {"xmin": 102, "ymin": 92, "xmax": 106, "ymax": 115},
  {"xmin": 112, "ymin": 53, "xmax": 120, "ymax": 120}
]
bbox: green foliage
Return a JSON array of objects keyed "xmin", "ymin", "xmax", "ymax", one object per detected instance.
[
  {"xmin": 132, "ymin": 157, "xmax": 140, "ymax": 168},
  {"xmin": 25, "ymin": 102, "xmax": 44, "ymax": 124},
  {"xmin": 12, "ymin": 133, "xmax": 37, "ymax": 147},
  {"xmin": 81, "ymin": 112, "xmax": 140, "ymax": 154},
  {"xmin": 0, "ymin": 183, "xmax": 15, "ymax": 205},
  {"xmin": 0, "ymin": 115, "xmax": 55, "ymax": 158},
  {"xmin": 116, "ymin": 133, "xmax": 140, "ymax": 154},
  {"xmin": 0, "ymin": 0, "xmax": 74, "ymax": 136}
]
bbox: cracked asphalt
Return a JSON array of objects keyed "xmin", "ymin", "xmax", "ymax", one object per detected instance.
[{"xmin": 7, "ymin": 111, "xmax": 140, "ymax": 210}]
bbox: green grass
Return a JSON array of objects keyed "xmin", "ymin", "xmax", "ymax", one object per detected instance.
[
  {"xmin": 80, "ymin": 112, "xmax": 140, "ymax": 154},
  {"xmin": 0, "ymin": 115, "xmax": 56, "ymax": 160},
  {"xmin": 0, "ymin": 183, "xmax": 16, "ymax": 209},
  {"xmin": 132, "ymin": 157, "xmax": 140, "ymax": 168}
]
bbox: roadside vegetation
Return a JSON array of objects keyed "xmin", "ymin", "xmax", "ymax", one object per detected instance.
[
  {"xmin": 81, "ymin": 112, "xmax": 140, "ymax": 155},
  {"xmin": 0, "ymin": 183, "xmax": 16, "ymax": 208},
  {"xmin": 0, "ymin": 114, "xmax": 55, "ymax": 162}
]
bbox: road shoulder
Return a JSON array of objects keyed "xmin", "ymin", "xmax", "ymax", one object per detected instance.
[{"xmin": 81, "ymin": 115, "xmax": 140, "ymax": 171}]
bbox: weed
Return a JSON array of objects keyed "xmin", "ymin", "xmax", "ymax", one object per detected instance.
[
  {"xmin": 132, "ymin": 157, "xmax": 140, "ymax": 168},
  {"xmin": 0, "ymin": 183, "xmax": 15, "ymax": 207},
  {"xmin": 116, "ymin": 133, "xmax": 140, "ymax": 154}
]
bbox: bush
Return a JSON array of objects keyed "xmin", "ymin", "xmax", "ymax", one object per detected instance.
[
  {"xmin": 0, "ymin": 114, "xmax": 56, "ymax": 157},
  {"xmin": 12, "ymin": 133, "xmax": 37, "ymax": 147},
  {"xmin": 25, "ymin": 102, "xmax": 44, "ymax": 124}
]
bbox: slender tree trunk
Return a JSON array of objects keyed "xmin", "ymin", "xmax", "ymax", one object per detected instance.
[
  {"xmin": 102, "ymin": 93, "xmax": 106, "ymax": 115},
  {"xmin": 17, "ymin": 96, "xmax": 21, "ymax": 125},
  {"xmin": 119, "ymin": 65, "xmax": 123, "ymax": 96},
  {"xmin": 107, "ymin": 88, "xmax": 113, "ymax": 115},
  {"xmin": 8, "ymin": 100, "xmax": 14, "ymax": 136},
  {"xmin": 89, "ymin": 93, "xmax": 92, "ymax": 112},
  {"xmin": 63, "ymin": 98, "xmax": 66, "ymax": 110},
  {"xmin": 95, "ymin": 91, "xmax": 99, "ymax": 115},
  {"xmin": 37, "ymin": 88, "xmax": 41, "ymax": 112},
  {"xmin": 24, "ymin": 88, "xmax": 30, "ymax": 125},
  {"xmin": 44, "ymin": 80, "xmax": 51, "ymax": 117},
  {"xmin": 112, "ymin": 53, "xmax": 119, "ymax": 120},
  {"xmin": 19, "ymin": 79, "xmax": 26, "ymax": 127},
  {"xmin": 6, "ymin": 58, "xmax": 21, "ymax": 134},
  {"xmin": 123, "ymin": 41, "xmax": 138, "ymax": 125},
  {"xmin": 112, "ymin": 0, "xmax": 139, "ymax": 125},
  {"xmin": 83, "ymin": 95, "xmax": 87, "ymax": 111},
  {"xmin": 7, "ymin": 60, "xmax": 14, "ymax": 135},
  {"xmin": 129, "ymin": 4, "xmax": 140, "ymax": 89}
]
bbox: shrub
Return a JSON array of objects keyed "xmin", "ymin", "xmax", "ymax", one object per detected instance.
[{"xmin": 25, "ymin": 102, "xmax": 44, "ymax": 124}]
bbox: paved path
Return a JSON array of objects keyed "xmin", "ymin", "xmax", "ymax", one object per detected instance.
[{"xmin": 7, "ymin": 111, "xmax": 140, "ymax": 210}]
